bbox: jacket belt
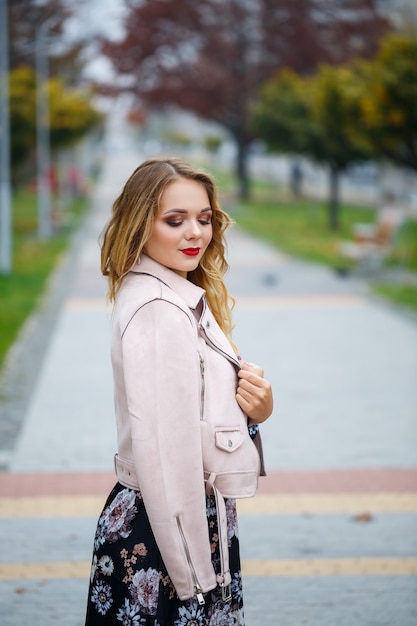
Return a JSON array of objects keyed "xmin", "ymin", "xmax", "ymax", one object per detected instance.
[
  {"xmin": 114, "ymin": 453, "xmax": 141, "ymax": 491},
  {"xmin": 114, "ymin": 454, "xmax": 231, "ymax": 599}
]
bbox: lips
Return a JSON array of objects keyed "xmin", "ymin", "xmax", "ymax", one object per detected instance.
[{"xmin": 180, "ymin": 248, "xmax": 200, "ymax": 256}]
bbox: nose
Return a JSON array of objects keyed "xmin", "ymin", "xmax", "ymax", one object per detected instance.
[{"xmin": 185, "ymin": 220, "xmax": 202, "ymax": 240}]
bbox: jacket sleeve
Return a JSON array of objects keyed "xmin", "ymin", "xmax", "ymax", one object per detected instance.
[{"xmin": 120, "ymin": 298, "xmax": 217, "ymax": 600}]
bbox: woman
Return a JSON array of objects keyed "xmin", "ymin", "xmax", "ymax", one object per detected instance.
[{"xmin": 85, "ymin": 158, "xmax": 273, "ymax": 625}]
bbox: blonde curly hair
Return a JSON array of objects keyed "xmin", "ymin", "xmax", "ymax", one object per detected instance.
[{"xmin": 100, "ymin": 157, "xmax": 235, "ymax": 339}]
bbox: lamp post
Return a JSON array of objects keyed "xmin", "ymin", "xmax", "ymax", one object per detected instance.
[
  {"xmin": 36, "ymin": 21, "xmax": 52, "ymax": 239},
  {"xmin": 0, "ymin": 0, "xmax": 12, "ymax": 274}
]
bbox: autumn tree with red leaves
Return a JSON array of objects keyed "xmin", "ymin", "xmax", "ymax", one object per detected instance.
[{"xmin": 101, "ymin": 0, "xmax": 390, "ymax": 199}]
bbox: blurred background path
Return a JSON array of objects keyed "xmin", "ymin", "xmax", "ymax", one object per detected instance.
[{"xmin": 0, "ymin": 115, "xmax": 416, "ymax": 625}]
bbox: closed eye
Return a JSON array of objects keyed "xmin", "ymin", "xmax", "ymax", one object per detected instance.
[{"xmin": 166, "ymin": 216, "xmax": 212, "ymax": 227}]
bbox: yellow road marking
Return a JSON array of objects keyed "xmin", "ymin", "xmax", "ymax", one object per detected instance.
[
  {"xmin": 65, "ymin": 298, "xmax": 109, "ymax": 311},
  {"xmin": 1, "ymin": 493, "xmax": 417, "ymax": 518},
  {"xmin": 235, "ymin": 294, "xmax": 365, "ymax": 311},
  {"xmin": 0, "ymin": 558, "xmax": 416, "ymax": 581},
  {"xmin": 242, "ymin": 557, "xmax": 417, "ymax": 577},
  {"xmin": 0, "ymin": 496, "xmax": 104, "ymax": 518},
  {"xmin": 237, "ymin": 493, "xmax": 417, "ymax": 515},
  {"xmin": 0, "ymin": 561, "xmax": 90, "ymax": 580}
]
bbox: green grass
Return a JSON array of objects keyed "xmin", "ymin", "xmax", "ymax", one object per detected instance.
[
  {"xmin": 231, "ymin": 195, "xmax": 374, "ymax": 268},
  {"xmin": 222, "ymin": 187, "xmax": 417, "ymax": 315},
  {"xmin": 0, "ymin": 188, "xmax": 88, "ymax": 370},
  {"xmin": 387, "ymin": 219, "xmax": 417, "ymax": 271},
  {"xmin": 372, "ymin": 283, "xmax": 417, "ymax": 311}
]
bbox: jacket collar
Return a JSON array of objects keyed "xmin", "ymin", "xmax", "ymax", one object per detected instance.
[{"xmin": 130, "ymin": 254, "xmax": 205, "ymax": 310}]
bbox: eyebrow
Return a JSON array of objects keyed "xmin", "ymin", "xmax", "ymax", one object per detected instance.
[{"xmin": 162, "ymin": 207, "xmax": 212, "ymax": 215}]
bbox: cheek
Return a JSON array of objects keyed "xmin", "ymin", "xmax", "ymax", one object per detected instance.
[{"xmin": 150, "ymin": 224, "xmax": 180, "ymax": 248}]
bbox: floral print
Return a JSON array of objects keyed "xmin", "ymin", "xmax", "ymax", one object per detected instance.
[
  {"xmin": 230, "ymin": 572, "xmax": 243, "ymax": 606},
  {"xmin": 85, "ymin": 484, "xmax": 244, "ymax": 625},
  {"xmin": 207, "ymin": 600, "xmax": 235, "ymax": 626},
  {"xmin": 116, "ymin": 598, "xmax": 146, "ymax": 625},
  {"xmin": 93, "ymin": 488, "xmax": 137, "ymax": 552},
  {"xmin": 91, "ymin": 581, "xmax": 113, "ymax": 615},
  {"xmin": 99, "ymin": 555, "xmax": 114, "ymax": 576},
  {"xmin": 226, "ymin": 499, "xmax": 239, "ymax": 546},
  {"xmin": 129, "ymin": 568, "xmax": 160, "ymax": 615},
  {"xmin": 174, "ymin": 600, "xmax": 206, "ymax": 625},
  {"xmin": 103, "ymin": 488, "xmax": 138, "ymax": 542}
]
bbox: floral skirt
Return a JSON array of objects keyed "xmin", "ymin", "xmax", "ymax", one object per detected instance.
[{"xmin": 85, "ymin": 482, "xmax": 245, "ymax": 625}]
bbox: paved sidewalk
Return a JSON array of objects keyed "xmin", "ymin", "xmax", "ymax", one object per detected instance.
[{"xmin": 1, "ymin": 116, "xmax": 417, "ymax": 625}]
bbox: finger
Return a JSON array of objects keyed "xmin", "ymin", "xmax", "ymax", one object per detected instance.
[
  {"xmin": 238, "ymin": 383, "xmax": 266, "ymax": 406},
  {"xmin": 237, "ymin": 386, "xmax": 267, "ymax": 413},
  {"xmin": 237, "ymin": 378, "xmax": 265, "ymax": 400},
  {"xmin": 238, "ymin": 377, "xmax": 270, "ymax": 402},
  {"xmin": 236, "ymin": 386, "xmax": 254, "ymax": 403},
  {"xmin": 235, "ymin": 393, "xmax": 254, "ymax": 413},
  {"xmin": 237, "ymin": 380, "xmax": 274, "ymax": 422},
  {"xmin": 238, "ymin": 369, "xmax": 265, "ymax": 388},
  {"xmin": 238, "ymin": 374, "xmax": 271, "ymax": 397},
  {"xmin": 240, "ymin": 362, "xmax": 264, "ymax": 377},
  {"xmin": 236, "ymin": 392, "xmax": 266, "ymax": 418}
]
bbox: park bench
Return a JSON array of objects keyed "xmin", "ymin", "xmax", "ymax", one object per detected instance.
[{"xmin": 338, "ymin": 206, "xmax": 407, "ymax": 272}]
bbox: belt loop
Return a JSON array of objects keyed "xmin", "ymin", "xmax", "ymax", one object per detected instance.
[{"xmin": 205, "ymin": 472, "xmax": 216, "ymax": 495}]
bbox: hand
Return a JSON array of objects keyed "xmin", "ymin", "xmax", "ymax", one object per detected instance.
[{"xmin": 236, "ymin": 361, "xmax": 273, "ymax": 424}]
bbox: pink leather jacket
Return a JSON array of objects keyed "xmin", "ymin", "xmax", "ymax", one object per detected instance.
[{"xmin": 111, "ymin": 255, "xmax": 252, "ymax": 602}]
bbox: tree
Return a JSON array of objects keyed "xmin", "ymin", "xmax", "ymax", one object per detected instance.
[
  {"xmin": 48, "ymin": 78, "xmax": 102, "ymax": 149},
  {"xmin": 9, "ymin": 67, "xmax": 36, "ymax": 170},
  {"xmin": 9, "ymin": 66, "xmax": 101, "ymax": 175},
  {"xmin": 252, "ymin": 70, "xmax": 313, "ymax": 156},
  {"xmin": 253, "ymin": 66, "xmax": 371, "ymax": 229},
  {"xmin": 100, "ymin": 0, "xmax": 389, "ymax": 200},
  {"xmin": 357, "ymin": 33, "xmax": 417, "ymax": 174},
  {"xmin": 309, "ymin": 66, "xmax": 372, "ymax": 229},
  {"xmin": 259, "ymin": 0, "xmax": 390, "ymax": 73}
]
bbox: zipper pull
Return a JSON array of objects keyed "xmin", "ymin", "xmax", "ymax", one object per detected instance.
[
  {"xmin": 199, "ymin": 352, "xmax": 205, "ymax": 420},
  {"xmin": 195, "ymin": 585, "xmax": 205, "ymax": 606}
]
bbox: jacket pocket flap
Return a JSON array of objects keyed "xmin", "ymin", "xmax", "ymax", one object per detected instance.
[{"xmin": 215, "ymin": 427, "xmax": 243, "ymax": 452}]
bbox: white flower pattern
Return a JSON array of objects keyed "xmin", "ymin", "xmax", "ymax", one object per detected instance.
[
  {"xmin": 129, "ymin": 567, "xmax": 160, "ymax": 615},
  {"xmin": 99, "ymin": 555, "xmax": 114, "ymax": 576},
  {"xmin": 102, "ymin": 488, "xmax": 138, "ymax": 542},
  {"xmin": 116, "ymin": 598, "xmax": 146, "ymax": 625},
  {"xmin": 226, "ymin": 499, "xmax": 239, "ymax": 546},
  {"xmin": 231, "ymin": 572, "xmax": 243, "ymax": 605},
  {"xmin": 91, "ymin": 580, "xmax": 113, "ymax": 615},
  {"xmin": 86, "ymin": 484, "xmax": 245, "ymax": 625},
  {"xmin": 207, "ymin": 600, "xmax": 235, "ymax": 626},
  {"xmin": 174, "ymin": 599, "xmax": 206, "ymax": 625},
  {"xmin": 90, "ymin": 554, "xmax": 97, "ymax": 583}
]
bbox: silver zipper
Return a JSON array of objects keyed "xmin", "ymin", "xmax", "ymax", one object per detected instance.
[
  {"xmin": 199, "ymin": 352, "xmax": 205, "ymax": 420},
  {"xmin": 176, "ymin": 516, "xmax": 205, "ymax": 605},
  {"xmin": 199, "ymin": 300, "xmax": 240, "ymax": 369},
  {"xmin": 199, "ymin": 324, "xmax": 240, "ymax": 368}
]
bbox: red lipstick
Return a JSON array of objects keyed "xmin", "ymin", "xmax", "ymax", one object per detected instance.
[{"xmin": 180, "ymin": 248, "xmax": 200, "ymax": 256}]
